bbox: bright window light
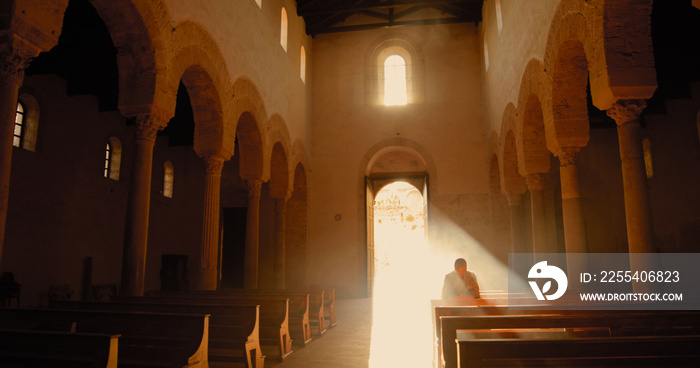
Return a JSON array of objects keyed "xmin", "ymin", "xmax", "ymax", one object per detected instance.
[
  {"xmin": 14, "ymin": 102, "xmax": 24, "ymax": 147},
  {"xmin": 300, "ymin": 46, "xmax": 306, "ymax": 83},
  {"xmin": 383, "ymin": 55, "xmax": 407, "ymax": 106},
  {"xmin": 280, "ymin": 8, "xmax": 288, "ymax": 52}
]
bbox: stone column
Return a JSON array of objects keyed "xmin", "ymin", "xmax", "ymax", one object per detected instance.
[
  {"xmin": 505, "ymin": 193, "xmax": 524, "ymax": 254},
  {"xmin": 556, "ymin": 147, "xmax": 588, "ymax": 282},
  {"xmin": 607, "ymin": 100, "xmax": 655, "ymax": 254},
  {"xmin": 0, "ymin": 41, "xmax": 38, "ymax": 268},
  {"xmin": 199, "ymin": 155, "xmax": 225, "ymax": 290},
  {"xmin": 120, "ymin": 115, "xmax": 164, "ymax": 296},
  {"xmin": 244, "ymin": 179, "xmax": 262, "ymax": 289},
  {"xmin": 526, "ymin": 174, "xmax": 548, "ymax": 253},
  {"xmin": 273, "ymin": 197, "xmax": 288, "ymax": 289},
  {"xmin": 607, "ymin": 100, "xmax": 658, "ymax": 291}
]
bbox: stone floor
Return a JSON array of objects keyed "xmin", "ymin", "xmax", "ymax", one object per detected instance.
[{"xmin": 266, "ymin": 295, "xmax": 434, "ymax": 368}]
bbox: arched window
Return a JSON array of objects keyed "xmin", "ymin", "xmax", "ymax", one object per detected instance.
[
  {"xmin": 300, "ymin": 46, "xmax": 306, "ymax": 83},
  {"xmin": 484, "ymin": 34, "xmax": 490, "ymax": 72},
  {"xmin": 15, "ymin": 94, "xmax": 40, "ymax": 151},
  {"xmin": 366, "ymin": 36, "xmax": 425, "ymax": 106},
  {"xmin": 13, "ymin": 102, "xmax": 24, "ymax": 148},
  {"xmin": 163, "ymin": 161, "xmax": 174, "ymax": 198},
  {"xmin": 280, "ymin": 7, "xmax": 288, "ymax": 52},
  {"xmin": 104, "ymin": 137, "xmax": 122, "ymax": 180},
  {"xmin": 384, "ymin": 55, "xmax": 407, "ymax": 106},
  {"xmin": 643, "ymin": 138, "xmax": 653, "ymax": 178},
  {"xmin": 495, "ymin": 0, "xmax": 503, "ymax": 35}
]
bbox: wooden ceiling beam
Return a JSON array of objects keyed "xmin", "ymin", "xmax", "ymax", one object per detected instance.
[
  {"xmin": 297, "ymin": 0, "xmax": 477, "ymax": 17},
  {"xmin": 307, "ymin": 15, "xmax": 473, "ymax": 35}
]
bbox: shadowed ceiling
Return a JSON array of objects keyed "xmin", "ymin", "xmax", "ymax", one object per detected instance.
[{"xmin": 294, "ymin": 0, "xmax": 484, "ymax": 36}]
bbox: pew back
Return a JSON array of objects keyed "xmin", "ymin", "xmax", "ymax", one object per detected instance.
[
  {"xmin": 0, "ymin": 308, "xmax": 209, "ymax": 368},
  {"xmin": 439, "ymin": 311, "xmax": 700, "ymax": 368},
  {"xmin": 50, "ymin": 300, "xmax": 265, "ymax": 366},
  {"xmin": 457, "ymin": 334, "xmax": 700, "ymax": 368},
  {"xmin": 0, "ymin": 328, "xmax": 119, "ymax": 368}
]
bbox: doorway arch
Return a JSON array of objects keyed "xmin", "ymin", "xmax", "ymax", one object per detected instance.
[{"xmin": 361, "ymin": 143, "xmax": 434, "ymax": 296}]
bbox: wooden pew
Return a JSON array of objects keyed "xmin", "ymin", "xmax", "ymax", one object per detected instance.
[
  {"xmin": 457, "ymin": 334, "xmax": 700, "ymax": 367},
  {"xmin": 0, "ymin": 329, "xmax": 119, "ymax": 368},
  {"xmin": 108, "ymin": 295, "xmax": 289, "ymax": 361},
  {"xmin": 432, "ymin": 302, "xmax": 700, "ymax": 349},
  {"xmin": 0, "ymin": 308, "xmax": 209, "ymax": 368},
  {"xmin": 323, "ymin": 289, "xmax": 336, "ymax": 328},
  {"xmin": 439, "ymin": 311, "xmax": 700, "ymax": 368},
  {"xmin": 171, "ymin": 289, "xmax": 328, "ymax": 337},
  {"xmin": 157, "ymin": 290, "xmax": 315, "ymax": 345},
  {"xmin": 50, "ymin": 300, "xmax": 266, "ymax": 367}
]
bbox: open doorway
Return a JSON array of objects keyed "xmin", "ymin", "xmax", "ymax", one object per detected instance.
[
  {"xmin": 367, "ymin": 178, "xmax": 435, "ymax": 367},
  {"xmin": 364, "ymin": 173, "xmax": 428, "ymax": 296},
  {"xmin": 373, "ymin": 181, "xmax": 427, "ymax": 286}
]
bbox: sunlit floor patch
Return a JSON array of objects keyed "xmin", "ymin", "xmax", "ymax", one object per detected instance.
[{"xmin": 368, "ymin": 221, "xmax": 445, "ymax": 368}]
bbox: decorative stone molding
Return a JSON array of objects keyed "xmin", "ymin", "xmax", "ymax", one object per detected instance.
[
  {"xmin": 525, "ymin": 173, "xmax": 546, "ymax": 191},
  {"xmin": 505, "ymin": 193, "xmax": 522, "ymax": 207},
  {"xmin": 204, "ymin": 155, "xmax": 225, "ymax": 175},
  {"xmin": 275, "ymin": 198, "xmax": 288, "ymax": 214},
  {"xmin": 556, "ymin": 147, "xmax": 580, "ymax": 166},
  {"xmin": 606, "ymin": 99, "xmax": 647, "ymax": 126},
  {"xmin": 247, "ymin": 179, "xmax": 262, "ymax": 199},
  {"xmin": 0, "ymin": 41, "xmax": 40, "ymax": 84},
  {"xmin": 133, "ymin": 113, "xmax": 168, "ymax": 141}
]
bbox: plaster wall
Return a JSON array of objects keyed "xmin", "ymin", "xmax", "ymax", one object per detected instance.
[
  {"xmin": 480, "ymin": 0, "xmax": 561, "ymax": 135},
  {"xmin": 6, "ymin": 74, "xmax": 213, "ymax": 305},
  {"xmin": 645, "ymin": 91, "xmax": 700, "ymax": 252},
  {"xmin": 164, "ymin": 0, "xmax": 312, "ymax": 147},
  {"xmin": 309, "ymin": 23, "xmax": 489, "ymax": 297},
  {"xmin": 6, "ymin": 75, "xmax": 133, "ymax": 306},
  {"xmin": 147, "ymin": 140, "xmax": 206, "ymax": 293}
]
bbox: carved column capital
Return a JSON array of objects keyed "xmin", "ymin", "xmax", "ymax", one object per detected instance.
[
  {"xmin": 505, "ymin": 193, "xmax": 522, "ymax": 207},
  {"xmin": 525, "ymin": 173, "xmax": 546, "ymax": 191},
  {"xmin": 247, "ymin": 179, "xmax": 262, "ymax": 199},
  {"xmin": 134, "ymin": 113, "xmax": 168, "ymax": 141},
  {"xmin": 556, "ymin": 147, "xmax": 580, "ymax": 167},
  {"xmin": 0, "ymin": 37, "xmax": 44, "ymax": 83},
  {"xmin": 275, "ymin": 198, "xmax": 288, "ymax": 214},
  {"xmin": 607, "ymin": 99, "xmax": 647, "ymax": 126},
  {"xmin": 204, "ymin": 155, "xmax": 225, "ymax": 175}
]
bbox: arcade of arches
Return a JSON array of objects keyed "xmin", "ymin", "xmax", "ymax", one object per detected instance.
[{"xmin": 1, "ymin": 0, "xmax": 700, "ymax": 311}]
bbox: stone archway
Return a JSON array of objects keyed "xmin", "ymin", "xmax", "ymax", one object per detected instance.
[{"xmin": 364, "ymin": 146, "xmax": 429, "ymax": 297}]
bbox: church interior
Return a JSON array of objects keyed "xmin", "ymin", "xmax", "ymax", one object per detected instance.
[{"xmin": 1, "ymin": 0, "xmax": 700, "ymax": 367}]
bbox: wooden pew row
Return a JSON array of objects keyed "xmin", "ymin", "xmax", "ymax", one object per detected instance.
[
  {"xmin": 432, "ymin": 303, "xmax": 700, "ymax": 345},
  {"xmin": 439, "ymin": 311, "xmax": 700, "ymax": 368},
  {"xmin": 165, "ymin": 289, "xmax": 328, "ymax": 337},
  {"xmin": 457, "ymin": 334, "xmax": 700, "ymax": 368},
  {"xmin": 0, "ymin": 309, "xmax": 209, "ymax": 368},
  {"xmin": 323, "ymin": 289, "xmax": 336, "ymax": 328},
  {"xmin": 156, "ymin": 290, "xmax": 317, "ymax": 344},
  {"xmin": 0, "ymin": 329, "xmax": 119, "ymax": 368},
  {"xmin": 50, "ymin": 300, "xmax": 266, "ymax": 367},
  {"xmin": 107, "ymin": 296, "xmax": 291, "ymax": 361}
]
